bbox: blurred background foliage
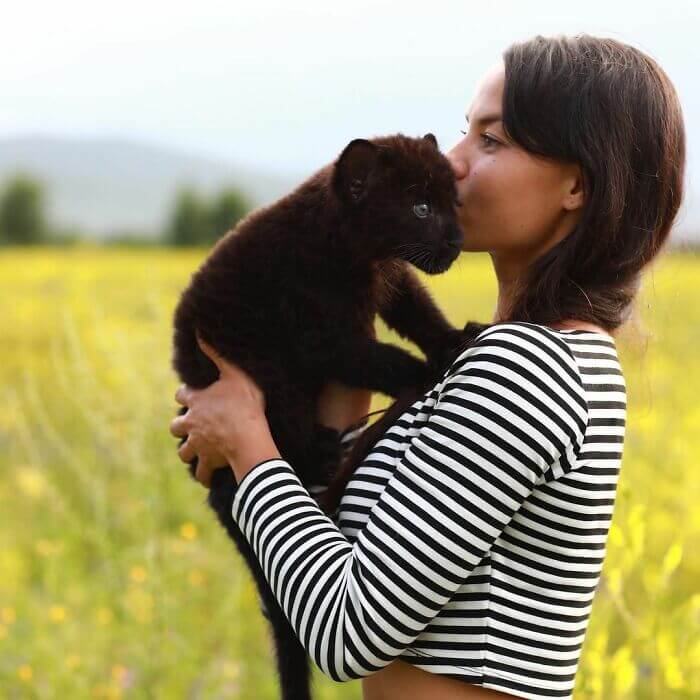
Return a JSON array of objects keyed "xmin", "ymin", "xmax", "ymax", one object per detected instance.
[
  {"xmin": 1, "ymin": 246, "xmax": 698, "ymax": 698},
  {"xmin": 0, "ymin": 174, "xmax": 253, "ymax": 248}
]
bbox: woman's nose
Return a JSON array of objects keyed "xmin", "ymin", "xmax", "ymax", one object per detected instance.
[{"xmin": 447, "ymin": 151, "xmax": 468, "ymax": 180}]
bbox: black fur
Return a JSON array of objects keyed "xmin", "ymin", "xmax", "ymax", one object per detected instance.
[{"xmin": 171, "ymin": 132, "xmax": 486, "ymax": 699}]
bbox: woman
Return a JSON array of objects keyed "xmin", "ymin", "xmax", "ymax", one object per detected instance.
[{"xmin": 169, "ymin": 34, "xmax": 685, "ymax": 700}]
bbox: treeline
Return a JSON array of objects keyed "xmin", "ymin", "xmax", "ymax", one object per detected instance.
[
  {"xmin": 0, "ymin": 173, "xmax": 252, "ymax": 247},
  {"xmin": 1, "ymin": 172, "xmax": 699, "ymax": 252}
]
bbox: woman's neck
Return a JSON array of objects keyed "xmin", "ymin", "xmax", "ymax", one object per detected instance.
[{"xmin": 491, "ymin": 267, "xmax": 519, "ymax": 324}]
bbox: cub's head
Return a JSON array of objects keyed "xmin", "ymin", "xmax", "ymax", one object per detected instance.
[{"xmin": 330, "ymin": 132, "xmax": 463, "ymax": 274}]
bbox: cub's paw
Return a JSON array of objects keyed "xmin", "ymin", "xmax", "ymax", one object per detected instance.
[
  {"xmin": 426, "ymin": 328, "xmax": 469, "ymax": 379},
  {"xmin": 463, "ymin": 320, "xmax": 492, "ymax": 342}
]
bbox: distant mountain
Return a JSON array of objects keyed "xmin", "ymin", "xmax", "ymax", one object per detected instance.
[{"xmin": 0, "ymin": 135, "xmax": 302, "ymax": 239}]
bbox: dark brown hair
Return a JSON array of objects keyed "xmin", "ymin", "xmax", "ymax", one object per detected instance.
[
  {"xmin": 319, "ymin": 33, "xmax": 687, "ymax": 515},
  {"xmin": 500, "ymin": 33, "xmax": 686, "ymax": 331}
]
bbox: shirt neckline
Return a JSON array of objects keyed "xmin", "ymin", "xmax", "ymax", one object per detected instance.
[
  {"xmin": 549, "ymin": 327, "xmax": 616, "ymax": 342},
  {"xmin": 499, "ymin": 320, "xmax": 616, "ymax": 342}
]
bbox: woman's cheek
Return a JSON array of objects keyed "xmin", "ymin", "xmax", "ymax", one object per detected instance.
[{"xmin": 462, "ymin": 172, "xmax": 496, "ymax": 229}]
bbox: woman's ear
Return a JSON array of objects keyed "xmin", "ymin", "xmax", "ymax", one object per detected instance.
[
  {"xmin": 563, "ymin": 164, "xmax": 586, "ymax": 211},
  {"xmin": 331, "ymin": 138, "xmax": 379, "ymax": 205}
]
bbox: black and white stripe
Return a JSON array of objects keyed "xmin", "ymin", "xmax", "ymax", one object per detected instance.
[{"xmin": 232, "ymin": 322, "xmax": 626, "ymax": 699}]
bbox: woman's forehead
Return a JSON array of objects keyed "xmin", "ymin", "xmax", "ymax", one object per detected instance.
[{"xmin": 466, "ymin": 62, "xmax": 504, "ymax": 123}]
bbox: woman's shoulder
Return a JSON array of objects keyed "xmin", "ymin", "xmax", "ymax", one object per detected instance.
[
  {"xmin": 443, "ymin": 320, "xmax": 588, "ymax": 416},
  {"xmin": 440, "ymin": 321, "xmax": 590, "ymax": 454},
  {"xmin": 449, "ymin": 320, "xmax": 583, "ymax": 375}
]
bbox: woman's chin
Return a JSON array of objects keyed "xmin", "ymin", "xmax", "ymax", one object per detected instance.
[
  {"xmin": 460, "ymin": 236, "xmax": 484, "ymax": 253},
  {"xmin": 456, "ymin": 224, "xmax": 478, "ymax": 252}
]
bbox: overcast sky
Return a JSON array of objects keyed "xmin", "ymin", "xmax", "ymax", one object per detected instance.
[{"xmin": 3, "ymin": 0, "xmax": 699, "ymax": 236}]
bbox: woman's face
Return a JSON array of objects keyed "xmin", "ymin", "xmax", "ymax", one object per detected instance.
[{"xmin": 446, "ymin": 61, "xmax": 583, "ymax": 264}]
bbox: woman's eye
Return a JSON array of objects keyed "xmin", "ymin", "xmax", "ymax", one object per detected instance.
[
  {"xmin": 460, "ymin": 129, "xmax": 499, "ymax": 148},
  {"xmin": 413, "ymin": 203, "xmax": 431, "ymax": 218}
]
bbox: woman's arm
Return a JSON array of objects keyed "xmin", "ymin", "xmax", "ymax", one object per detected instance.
[
  {"xmin": 230, "ymin": 324, "xmax": 588, "ymax": 682},
  {"xmin": 260, "ymin": 388, "xmax": 372, "ymax": 619}
]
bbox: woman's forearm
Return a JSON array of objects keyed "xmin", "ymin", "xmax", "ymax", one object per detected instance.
[{"xmin": 224, "ymin": 421, "xmax": 282, "ymax": 486}]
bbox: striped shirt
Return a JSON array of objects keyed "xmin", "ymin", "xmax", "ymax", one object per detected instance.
[{"xmin": 231, "ymin": 321, "xmax": 626, "ymax": 699}]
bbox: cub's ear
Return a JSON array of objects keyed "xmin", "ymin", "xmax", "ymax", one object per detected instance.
[
  {"xmin": 423, "ymin": 132, "xmax": 438, "ymax": 148},
  {"xmin": 332, "ymin": 138, "xmax": 379, "ymax": 205}
]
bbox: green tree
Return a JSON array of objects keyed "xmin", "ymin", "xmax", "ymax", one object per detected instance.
[
  {"xmin": 0, "ymin": 173, "xmax": 48, "ymax": 245},
  {"xmin": 162, "ymin": 185, "xmax": 252, "ymax": 246},
  {"xmin": 206, "ymin": 188, "xmax": 251, "ymax": 243},
  {"xmin": 163, "ymin": 187, "xmax": 209, "ymax": 246}
]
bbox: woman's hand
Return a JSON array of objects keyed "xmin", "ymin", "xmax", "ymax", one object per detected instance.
[{"xmin": 169, "ymin": 334, "xmax": 280, "ymax": 488}]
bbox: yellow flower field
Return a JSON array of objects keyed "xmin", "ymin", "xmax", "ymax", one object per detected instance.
[{"xmin": 1, "ymin": 245, "xmax": 698, "ymax": 698}]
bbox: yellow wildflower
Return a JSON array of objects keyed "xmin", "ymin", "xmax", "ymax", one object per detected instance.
[
  {"xmin": 130, "ymin": 566, "xmax": 148, "ymax": 583},
  {"xmin": 49, "ymin": 605, "xmax": 67, "ymax": 623},
  {"xmin": 111, "ymin": 665, "xmax": 128, "ymax": 683},
  {"xmin": 188, "ymin": 570, "xmax": 205, "ymax": 587},
  {"xmin": 16, "ymin": 467, "xmax": 47, "ymax": 498},
  {"xmin": 222, "ymin": 660, "xmax": 240, "ymax": 680},
  {"xmin": 611, "ymin": 645, "xmax": 637, "ymax": 694},
  {"xmin": 92, "ymin": 683, "xmax": 122, "ymax": 699},
  {"xmin": 66, "ymin": 654, "xmax": 82, "ymax": 670},
  {"xmin": 180, "ymin": 522, "xmax": 198, "ymax": 541}
]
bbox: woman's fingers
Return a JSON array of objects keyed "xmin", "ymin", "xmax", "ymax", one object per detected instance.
[
  {"xmin": 196, "ymin": 334, "xmax": 228, "ymax": 375},
  {"xmin": 169, "ymin": 413, "xmax": 189, "ymax": 438},
  {"xmin": 170, "ymin": 388, "xmax": 212, "ymax": 488},
  {"xmin": 174, "ymin": 384, "xmax": 191, "ymax": 406},
  {"xmin": 178, "ymin": 437, "xmax": 197, "ymax": 463},
  {"xmin": 173, "ymin": 425, "xmax": 213, "ymax": 489}
]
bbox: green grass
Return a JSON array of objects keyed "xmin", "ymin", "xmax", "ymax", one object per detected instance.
[{"xmin": 1, "ymin": 245, "xmax": 698, "ymax": 698}]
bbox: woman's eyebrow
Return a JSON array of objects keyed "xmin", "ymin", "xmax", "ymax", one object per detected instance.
[{"xmin": 465, "ymin": 112, "xmax": 502, "ymax": 126}]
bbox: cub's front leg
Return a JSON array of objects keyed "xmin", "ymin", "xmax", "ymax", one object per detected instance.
[
  {"xmin": 378, "ymin": 263, "xmax": 464, "ymax": 365},
  {"xmin": 328, "ymin": 335, "xmax": 429, "ymax": 399},
  {"xmin": 378, "ymin": 263, "xmax": 493, "ymax": 378}
]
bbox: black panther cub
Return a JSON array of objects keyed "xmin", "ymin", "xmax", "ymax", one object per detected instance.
[{"xmin": 171, "ymin": 132, "xmax": 486, "ymax": 700}]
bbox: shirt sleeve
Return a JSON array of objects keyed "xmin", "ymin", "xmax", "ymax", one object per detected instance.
[{"xmin": 231, "ymin": 324, "xmax": 588, "ymax": 682}]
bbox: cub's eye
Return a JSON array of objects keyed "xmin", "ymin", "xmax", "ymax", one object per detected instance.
[{"xmin": 413, "ymin": 203, "xmax": 431, "ymax": 218}]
